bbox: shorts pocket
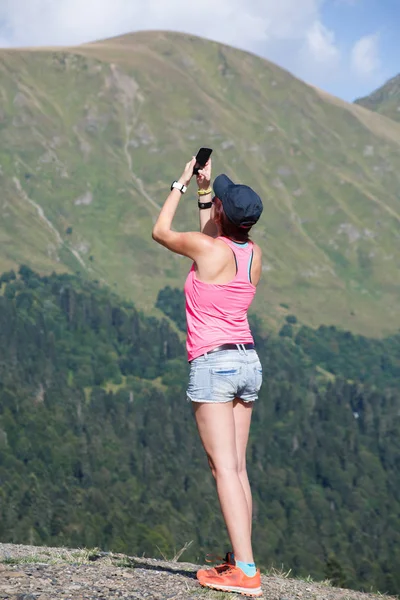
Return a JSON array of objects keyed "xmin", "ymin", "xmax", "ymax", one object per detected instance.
[
  {"xmin": 210, "ymin": 368, "xmax": 240, "ymax": 376},
  {"xmin": 210, "ymin": 366, "xmax": 241, "ymax": 399}
]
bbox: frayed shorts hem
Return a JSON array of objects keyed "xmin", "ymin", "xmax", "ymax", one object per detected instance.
[{"xmin": 187, "ymin": 394, "xmax": 256, "ymax": 404}]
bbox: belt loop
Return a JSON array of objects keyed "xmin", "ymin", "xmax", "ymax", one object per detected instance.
[
  {"xmin": 243, "ymin": 344, "xmax": 248, "ymax": 355},
  {"xmin": 204, "ymin": 351, "xmax": 209, "ymax": 361},
  {"xmin": 235, "ymin": 343, "xmax": 242, "ymax": 355}
]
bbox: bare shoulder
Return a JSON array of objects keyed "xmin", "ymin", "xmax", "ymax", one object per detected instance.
[
  {"xmin": 198, "ymin": 233, "xmax": 231, "ymax": 256},
  {"xmin": 191, "ymin": 232, "xmax": 219, "ymax": 251},
  {"xmin": 198, "ymin": 236, "xmax": 234, "ymax": 261},
  {"xmin": 252, "ymin": 242, "xmax": 262, "ymax": 258},
  {"xmin": 152, "ymin": 228, "xmax": 217, "ymax": 260}
]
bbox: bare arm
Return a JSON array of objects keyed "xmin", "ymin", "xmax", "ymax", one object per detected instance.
[
  {"xmin": 196, "ymin": 158, "xmax": 218, "ymax": 237},
  {"xmin": 198, "ymin": 205, "xmax": 218, "ymax": 237},
  {"xmin": 152, "ymin": 187, "xmax": 185, "ymax": 242},
  {"xmin": 152, "ymin": 157, "xmax": 215, "ymax": 260}
]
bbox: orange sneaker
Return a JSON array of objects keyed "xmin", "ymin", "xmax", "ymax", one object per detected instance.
[
  {"xmin": 216, "ymin": 551, "xmax": 235, "ymax": 572},
  {"xmin": 196, "ymin": 552, "xmax": 235, "ymax": 580},
  {"xmin": 198, "ymin": 565, "xmax": 262, "ymax": 597}
]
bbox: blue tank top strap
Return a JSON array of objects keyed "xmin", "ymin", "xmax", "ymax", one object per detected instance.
[{"xmin": 247, "ymin": 248, "xmax": 254, "ymax": 284}]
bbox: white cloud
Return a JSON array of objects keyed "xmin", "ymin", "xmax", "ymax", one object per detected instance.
[
  {"xmin": 250, "ymin": 0, "xmax": 320, "ymax": 41},
  {"xmin": 351, "ymin": 33, "xmax": 381, "ymax": 78},
  {"xmin": 0, "ymin": 0, "xmax": 326, "ymax": 52},
  {"xmin": 0, "ymin": 0, "xmax": 385, "ymax": 101},
  {"xmin": 0, "ymin": 0, "xmax": 341, "ymax": 85},
  {"xmin": 304, "ymin": 20, "xmax": 340, "ymax": 64},
  {"xmin": 0, "ymin": 0, "xmax": 141, "ymax": 47}
]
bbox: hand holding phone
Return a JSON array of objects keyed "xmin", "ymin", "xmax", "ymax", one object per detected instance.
[{"xmin": 193, "ymin": 147, "xmax": 213, "ymax": 175}]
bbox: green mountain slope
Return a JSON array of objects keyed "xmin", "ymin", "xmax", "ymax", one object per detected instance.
[
  {"xmin": 1, "ymin": 31, "xmax": 400, "ymax": 335},
  {"xmin": 355, "ymin": 74, "xmax": 400, "ymax": 122}
]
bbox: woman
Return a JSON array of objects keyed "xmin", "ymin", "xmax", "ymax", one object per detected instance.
[{"xmin": 152, "ymin": 156, "xmax": 263, "ymax": 597}]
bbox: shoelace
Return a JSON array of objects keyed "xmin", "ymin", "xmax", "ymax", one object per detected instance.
[
  {"xmin": 215, "ymin": 565, "xmax": 237, "ymax": 577},
  {"xmin": 205, "ymin": 552, "xmax": 231, "ymax": 564},
  {"xmin": 205, "ymin": 554, "xmax": 223, "ymax": 564}
]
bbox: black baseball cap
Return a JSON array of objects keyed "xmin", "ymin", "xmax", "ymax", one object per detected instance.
[{"xmin": 213, "ymin": 174, "xmax": 263, "ymax": 228}]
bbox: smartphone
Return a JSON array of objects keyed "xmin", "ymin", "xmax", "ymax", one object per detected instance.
[{"xmin": 193, "ymin": 147, "xmax": 213, "ymax": 175}]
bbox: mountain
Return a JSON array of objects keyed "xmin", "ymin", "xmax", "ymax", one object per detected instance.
[
  {"xmin": 0, "ymin": 269, "xmax": 399, "ymax": 594},
  {"xmin": 355, "ymin": 75, "xmax": 400, "ymax": 122},
  {"xmin": 1, "ymin": 31, "xmax": 400, "ymax": 335}
]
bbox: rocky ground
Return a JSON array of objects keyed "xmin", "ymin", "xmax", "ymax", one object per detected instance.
[{"xmin": 0, "ymin": 544, "xmax": 396, "ymax": 600}]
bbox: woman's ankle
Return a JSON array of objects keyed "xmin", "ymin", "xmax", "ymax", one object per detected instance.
[
  {"xmin": 236, "ymin": 560, "xmax": 257, "ymax": 577},
  {"xmin": 233, "ymin": 552, "xmax": 254, "ymax": 564}
]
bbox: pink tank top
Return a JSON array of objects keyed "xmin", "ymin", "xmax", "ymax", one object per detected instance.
[{"xmin": 184, "ymin": 236, "xmax": 256, "ymax": 361}]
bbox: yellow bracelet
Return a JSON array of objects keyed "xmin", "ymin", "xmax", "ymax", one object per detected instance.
[{"xmin": 198, "ymin": 188, "xmax": 212, "ymax": 196}]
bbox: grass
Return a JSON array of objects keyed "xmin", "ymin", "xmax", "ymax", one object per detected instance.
[
  {"xmin": 155, "ymin": 540, "xmax": 194, "ymax": 563},
  {"xmin": 260, "ymin": 564, "xmax": 334, "ymax": 587},
  {"xmin": 261, "ymin": 564, "xmax": 293, "ymax": 579},
  {"xmin": 111, "ymin": 557, "xmax": 133, "ymax": 569},
  {"xmin": 355, "ymin": 75, "xmax": 400, "ymax": 124},
  {"xmin": 1, "ymin": 32, "xmax": 400, "ymax": 335},
  {"xmin": 1, "ymin": 555, "xmax": 50, "ymax": 565},
  {"xmin": 0, "ymin": 547, "xmax": 104, "ymax": 567}
]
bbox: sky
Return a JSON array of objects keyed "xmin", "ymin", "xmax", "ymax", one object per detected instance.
[{"xmin": 0, "ymin": 0, "xmax": 398, "ymax": 101}]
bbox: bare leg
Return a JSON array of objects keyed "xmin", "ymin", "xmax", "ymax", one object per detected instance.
[
  {"xmin": 193, "ymin": 401, "xmax": 254, "ymax": 564},
  {"xmin": 233, "ymin": 398, "xmax": 253, "ymax": 534}
]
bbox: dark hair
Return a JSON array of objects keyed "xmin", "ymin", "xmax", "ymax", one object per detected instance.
[{"xmin": 213, "ymin": 197, "xmax": 252, "ymax": 242}]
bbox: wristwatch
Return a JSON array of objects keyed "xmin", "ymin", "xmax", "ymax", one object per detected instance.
[
  {"xmin": 198, "ymin": 201, "xmax": 213, "ymax": 209},
  {"xmin": 171, "ymin": 181, "xmax": 187, "ymax": 194}
]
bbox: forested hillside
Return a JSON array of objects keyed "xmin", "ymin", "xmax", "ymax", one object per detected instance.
[{"xmin": 0, "ymin": 270, "xmax": 399, "ymax": 595}]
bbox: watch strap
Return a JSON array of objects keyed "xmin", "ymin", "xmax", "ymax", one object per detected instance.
[
  {"xmin": 198, "ymin": 201, "xmax": 213, "ymax": 209},
  {"xmin": 171, "ymin": 181, "xmax": 187, "ymax": 193}
]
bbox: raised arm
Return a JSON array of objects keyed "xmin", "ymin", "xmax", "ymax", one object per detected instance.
[
  {"xmin": 197, "ymin": 159, "xmax": 218, "ymax": 238},
  {"xmin": 152, "ymin": 157, "xmax": 215, "ymax": 260}
]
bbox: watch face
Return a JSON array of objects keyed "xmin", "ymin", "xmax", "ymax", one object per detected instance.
[{"xmin": 171, "ymin": 181, "xmax": 185, "ymax": 192}]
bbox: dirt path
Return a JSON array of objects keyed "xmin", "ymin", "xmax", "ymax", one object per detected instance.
[{"xmin": 0, "ymin": 543, "xmax": 396, "ymax": 600}]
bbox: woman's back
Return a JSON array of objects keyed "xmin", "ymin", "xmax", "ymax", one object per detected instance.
[
  {"xmin": 193, "ymin": 235, "xmax": 262, "ymax": 285},
  {"xmin": 184, "ymin": 237, "xmax": 261, "ymax": 361}
]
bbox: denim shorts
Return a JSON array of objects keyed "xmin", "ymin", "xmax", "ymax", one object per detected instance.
[{"xmin": 187, "ymin": 348, "xmax": 263, "ymax": 403}]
